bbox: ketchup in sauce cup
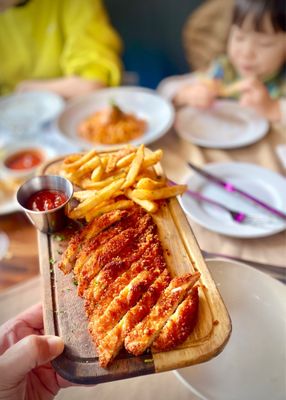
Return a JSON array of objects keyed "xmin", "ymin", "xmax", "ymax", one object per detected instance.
[
  {"xmin": 26, "ymin": 189, "xmax": 68, "ymax": 212},
  {"xmin": 17, "ymin": 175, "xmax": 73, "ymax": 234}
]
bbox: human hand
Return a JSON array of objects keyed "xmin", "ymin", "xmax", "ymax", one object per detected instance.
[
  {"xmin": 238, "ymin": 77, "xmax": 281, "ymax": 122},
  {"xmin": 15, "ymin": 80, "xmax": 40, "ymax": 93},
  {"xmin": 174, "ymin": 80, "xmax": 219, "ymax": 109},
  {"xmin": 16, "ymin": 76, "xmax": 105, "ymax": 99},
  {"xmin": 0, "ymin": 304, "xmax": 71, "ymax": 400}
]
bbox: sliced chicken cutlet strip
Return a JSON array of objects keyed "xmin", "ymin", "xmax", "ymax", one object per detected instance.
[
  {"xmin": 74, "ymin": 206, "xmax": 146, "ymax": 275},
  {"xmin": 98, "ymin": 269, "xmax": 171, "ymax": 367},
  {"xmin": 84, "ymin": 258, "xmax": 128, "ymax": 317},
  {"xmin": 89, "ymin": 240, "xmax": 165, "ymax": 319},
  {"xmin": 59, "ymin": 209, "xmax": 127, "ymax": 273},
  {"xmin": 124, "ymin": 272, "xmax": 200, "ymax": 356},
  {"xmin": 152, "ymin": 285, "xmax": 199, "ymax": 352},
  {"xmin": 89, "ymin": 268, "xmax": 160, "ymax": 346},
  {"xmin": 74, "ymin": 227, "xmax": 124, "ymax": 276},
  {"xmin": 77, "ymin": 227, "xmax": 135, "ymax": 296},
  {"xmin": 84, "ymin": 225, "xmax": 157, "ymax": 317},
  {"xmin": 77, "ymin": 213, "xmax": 153, "ymax": 296}
]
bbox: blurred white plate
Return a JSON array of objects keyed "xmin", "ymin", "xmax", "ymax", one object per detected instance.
[
  {"xmin": 0, "ymin": 141, "xmax": 57, "ymax": 215},
  {"xmin": 174, "ymin": 258, "xmax": 286, "ymax": 400},
  {"xmin": 56, "ymin": 86, "xmax": 174, "ymax": 150},
  {"xmin": 175, "ymin": 100, "xmax": 269, "ymax": 149},
  {"xmin": 180, "ymin": 162, "xmax": 286, "ymax": 238},
  {"xmin": 0, "ymin": 91, "xmax": 65, "ymax": 138},
  {"xmin": 157, "ymin": 73, "xmax": 195, "ymax": 101},
  {"xmin": 0, "ymin": 190, "xmax": 19, "ymax": 215}
]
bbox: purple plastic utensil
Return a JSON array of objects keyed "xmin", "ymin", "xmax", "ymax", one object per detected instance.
[
  {"xmin": 169, "ymin": 181, "xmax": 276, "ymax": 225},
  {"xmin": 187, "ymin": 162, "xmax": 286, "ymax": 221}
]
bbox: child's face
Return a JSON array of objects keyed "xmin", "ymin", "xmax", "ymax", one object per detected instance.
[{"xmin": 227, "ymin": 13, "xmax": 286, "ymax": 80}]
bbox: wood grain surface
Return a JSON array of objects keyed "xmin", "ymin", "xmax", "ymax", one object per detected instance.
[
  {"xmin": 0, "ymin": 212, "xmax": 39, "ymax": 290},
  {"xmin": 38, "ymin": 156, "xmax": 231, "ymax": 384}
]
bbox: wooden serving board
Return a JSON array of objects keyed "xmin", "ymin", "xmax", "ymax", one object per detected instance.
[{"xmin": 38, "ymin": 157, "xmax": 231, "ymax": 384}]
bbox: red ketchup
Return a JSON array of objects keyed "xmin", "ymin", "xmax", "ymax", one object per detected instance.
[
  {"xmin": 26, "ymin": 189, "xmax": 67, "ymax": 212},
  {"xmin": 5, "ymin": 150, "xmax": 43, "ymax": 170}
]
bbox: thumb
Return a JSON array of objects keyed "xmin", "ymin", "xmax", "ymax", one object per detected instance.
[{"xmin": 0, "ymin": 335, "xmax": 64, "ymax": 385}]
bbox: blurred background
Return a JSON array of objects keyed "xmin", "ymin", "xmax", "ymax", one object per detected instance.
[{"xmin": 105, "ymin": 0, "xmax": 202, "ymax": 88}]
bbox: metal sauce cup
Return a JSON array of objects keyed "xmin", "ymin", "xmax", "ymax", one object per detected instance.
[{"xmin": 17, "ymin": 175, "xmax": 74, "ymax": 234}]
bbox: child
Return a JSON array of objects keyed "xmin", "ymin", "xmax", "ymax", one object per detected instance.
[{"xmin": 174, "ymin": 0, "xmax": 286, "ymax": 124}]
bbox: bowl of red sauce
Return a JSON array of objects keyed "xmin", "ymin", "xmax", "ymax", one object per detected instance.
[
  {"xmin": 4, "ymin": 148, "xmax": 43, "ymax": 169},
  {"xmin": 1, "ymin": 143, "xmax": 56, "ymax": 179},
  {"xmin": 17, "ymin": 175, "xmax": 73, "ymax": 233}
]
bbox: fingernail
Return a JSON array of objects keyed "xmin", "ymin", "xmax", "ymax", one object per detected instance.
[{"xmin": 46, "ymin": 335, "xmax": 64, "ymax": 356}]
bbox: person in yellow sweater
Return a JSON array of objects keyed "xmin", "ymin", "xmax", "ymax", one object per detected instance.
[{"xmin": 0, "ymin": 0, "xmax": 123, "ymax": 98}]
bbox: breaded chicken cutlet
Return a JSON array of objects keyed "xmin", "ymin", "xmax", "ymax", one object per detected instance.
[{"xmin": 58, "ymin": 204, "xmax": 200, "ymax": 367}]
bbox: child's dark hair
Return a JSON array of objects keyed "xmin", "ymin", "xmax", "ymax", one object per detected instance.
[{"xmin": 233, "ymin": 0, "xmax": 286, "ymax": 32}]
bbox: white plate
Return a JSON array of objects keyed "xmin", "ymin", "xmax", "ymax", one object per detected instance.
[
  {"xmin": 174, "ymin": 259, "xmax": 286, "ymax": 400},
  {"xmin": 0, "ymin": 141, "xmax": 57, "ymax": 215},
  {"xmin": 180, "ymin": 162, "xmax": 286, "ymax": 238},
  {"xmin": 56, "ymin": 86, "xmax": 174, "ymax": 150},
  {"xmin": 0, "ymin": 192, "xmax": 19, "ymax": 215},
  {"xmin": 157, "ymin": 73, "xmax": 196, "ymax": 101},
  {"xmin": 175, "ymin": 100, "xmax": 269, "ymax": 149},
  {"xmin": 0, "ymin": 91, "xmax": 65, "ymax": 138}
]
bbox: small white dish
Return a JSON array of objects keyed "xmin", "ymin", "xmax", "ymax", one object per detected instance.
[
  {"xmin": 1, "ymin": 145, "xmax": 55, "ymax": 181},
  {"xmin": 0, "ymin": 91, "xmax": 65, "ymax": 138},
  {"xmin": 180, "ymin": 162, "xmax": 286, "ymax": 238},
  {"xmin": 1, "ymin": 142, "xmax": 56, "ymax": 180},
  {"xmin": 174, "ymin": 258, "xmax": 286, "ymax": 400},
  {"xmin": 56, "ymin": 86, "xmax": 174, "ymax": 150},
  {"xmin": 175, "ymin": 100, "xmax": 269, "ymax": 149},
  {"xmin": 0, "ymin": 142, "xmax": 57, "ymax": 215}
]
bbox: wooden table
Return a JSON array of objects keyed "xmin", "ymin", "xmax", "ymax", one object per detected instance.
[
  {"xmin": 0, "ymin": 123, "xmax": 285, "ymax": 292},
  {"xmin": 0, "ymin": 212, "xmax": 38, "ymax": 290}
]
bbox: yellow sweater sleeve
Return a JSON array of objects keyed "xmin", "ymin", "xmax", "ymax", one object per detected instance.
[{"xmin": 60, "ymin": 0, "xmax": 123, "ymax": 86}]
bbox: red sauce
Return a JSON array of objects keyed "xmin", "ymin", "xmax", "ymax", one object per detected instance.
[
  {"xmin": 26, "ymin": 189, "xmax": 68, "ymax": 212},
  {"xmin": 5, "ymin": 149, "xmax": 43, "ymax": 171}
]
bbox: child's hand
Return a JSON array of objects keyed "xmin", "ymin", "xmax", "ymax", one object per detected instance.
[
  {"xmin": 238, "ymin": 77, "xmax": 281, "ymax": 122},
  {"xmin": 174, "ymin": 81, "xmax": 218, "ymax": 109}
]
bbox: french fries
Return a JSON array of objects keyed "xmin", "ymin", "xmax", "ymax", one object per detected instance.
[
  {"xmin": 125, "ymin": 189, "xmax": 158, "ymax": 213},
  {"xmin": 122, "ymin": 144, "xmax": 144, "ymax": 189},
  {"xmin": 136, "ymin": 177, "xmax": 166, "ymax": 190},
  {"xmin": 69, "ymin": 178, "xmax": 125, "ymax": 220},
  {"xmin": 199, "ymin": 76, "xmax": 243, "ymax": 98},
  {"xmin": 61, "ymin": 145, "xmax": 186, "ymax": 221},
  {"xmin": 132, "ymin": 185, "xmax": 187, "ymax": 201},
  {"xmin": 85, "ymin": 199, "xmax": 134, "ymax": 222},
  {"xmin": 63, "ymin": 149, "xmax": 98, "ymax": 172}
]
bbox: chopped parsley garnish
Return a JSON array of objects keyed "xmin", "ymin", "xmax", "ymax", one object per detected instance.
[{"xmin": 53, "ymin": 234, "xmax": 66, "ymax": 242}]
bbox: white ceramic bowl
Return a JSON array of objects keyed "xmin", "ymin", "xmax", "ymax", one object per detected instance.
[
  {"xmin": 56, "ymin": 86, "xmax": 174, "ymax": 150},
  {"xmin": 0, "ymin": 91, "xmax": 65, "ymax": 138}
]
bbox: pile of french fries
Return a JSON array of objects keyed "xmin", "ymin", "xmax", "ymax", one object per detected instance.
[{"xmin": 61, "ymin": 145, "xmax": 186, "ymax": 222}]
